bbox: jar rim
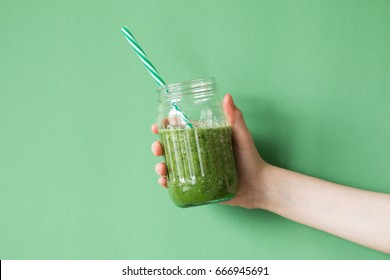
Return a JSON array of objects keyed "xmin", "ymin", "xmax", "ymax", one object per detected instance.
[{"xmin": 157, "ymin": 77, "xmax": 216, "ymax": 94}]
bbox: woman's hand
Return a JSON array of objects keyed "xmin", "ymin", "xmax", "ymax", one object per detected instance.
[
  {"xmin": 151, "ymin": 94, "xmax": 269, "ymax": 209},
  {"xmin": 150, "ymin": 93, "xmax": 390, "ymax": 253}
]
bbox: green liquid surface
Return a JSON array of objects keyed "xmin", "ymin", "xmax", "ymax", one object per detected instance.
[{"xmin": 159, "ymin": 126, "xmax": 238, "ymax": 207}]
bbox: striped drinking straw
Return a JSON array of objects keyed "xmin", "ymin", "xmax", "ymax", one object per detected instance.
[{"xmin": 121, "ymin": 26, "xmax": 193, "ymax": 128}]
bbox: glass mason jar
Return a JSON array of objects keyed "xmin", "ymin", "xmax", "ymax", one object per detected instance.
[{"xmin": 156, "ymin": 77, "xmax": 238, "ymax": 207}]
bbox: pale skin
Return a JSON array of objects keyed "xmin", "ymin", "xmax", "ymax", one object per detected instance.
[{"xmin": 151, "ymin": 94, "xmax": 390, "ymax": 254}]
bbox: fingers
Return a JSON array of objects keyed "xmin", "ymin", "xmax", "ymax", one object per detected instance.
[
  {"xmin": 151, "ymin": 123, "xmax": 158, "ymax": 134},
  {"xmin": 151, "ymin": 140, "xmax": 164, "ymax": 156},
  {"xmin": 155, "ymin": 162, "xmax": 168, "ymax": 188},
  {"xmin": 151, "ymin": 118, "xmax": 169, "ymax": 133},
  {"xmin": 151, "ymin": 123, "xmax": 167, "ymax": 187},
  {"xmin": 158, "ymin": 177, "xmax": 167, "ymax": 188},
  {"xmin": 155, "ymin": 162, "xmax": 167, "ymax": 176},
  {"xmin": 151, "ymin": 123, "xmax": 168, "ymax": 188}
]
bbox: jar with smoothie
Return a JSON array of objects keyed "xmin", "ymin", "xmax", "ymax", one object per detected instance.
[{"xmin": 156, "ymin": 78, "xmax": 238, "ymax": 207}]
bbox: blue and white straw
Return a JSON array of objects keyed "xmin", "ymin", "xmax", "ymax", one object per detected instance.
[{"xmin": 121, "ymin": 26, "xmax": 193, "ymax": 128}]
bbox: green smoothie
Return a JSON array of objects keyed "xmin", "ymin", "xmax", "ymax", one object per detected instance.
[{"xmin": 159, "ymin": 126, "xmax": 238, "ymax": 207}]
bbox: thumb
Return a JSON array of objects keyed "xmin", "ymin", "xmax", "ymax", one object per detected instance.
[{"xmin": 222, "ymin": 94, "xmax": 253, "ymax": 147}]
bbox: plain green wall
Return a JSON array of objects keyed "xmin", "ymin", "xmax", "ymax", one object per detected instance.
[{"xmin": 1, "ymin": 0, "xmax": 389, "ymax": 259}]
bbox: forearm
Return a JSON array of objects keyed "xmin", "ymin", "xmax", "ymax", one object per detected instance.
[{"xmin": 259, "ymin": 164, "xmax": 390, "ymax": 254}]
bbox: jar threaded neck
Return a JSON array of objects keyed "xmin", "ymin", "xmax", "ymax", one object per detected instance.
[{"xmin": 157, "ymin": 77, "xmax": 216, "ymax": 101}]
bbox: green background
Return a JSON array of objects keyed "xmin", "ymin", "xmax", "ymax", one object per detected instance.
[{"xmin": 1, "ymin": 0, "xmax": 389, "ymax": 259}]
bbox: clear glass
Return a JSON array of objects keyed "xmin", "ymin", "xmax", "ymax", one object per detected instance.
[{"xmin": 156, "ymin": 78, "xmax": 238, "ymax": 207}]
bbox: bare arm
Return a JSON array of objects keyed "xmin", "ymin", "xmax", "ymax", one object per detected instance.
[
  {"xmin": 258, "ymin": 164, "xmax": 390, "ymax": 254},
  {"xmin": 151, "ymin": 93, "xmax": 390, "ymax": 254}
]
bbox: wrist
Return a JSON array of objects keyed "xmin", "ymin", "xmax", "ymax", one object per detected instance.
[{"xmin": 253, "ymin": 163, "xmax": 284, "ymax": 212}]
